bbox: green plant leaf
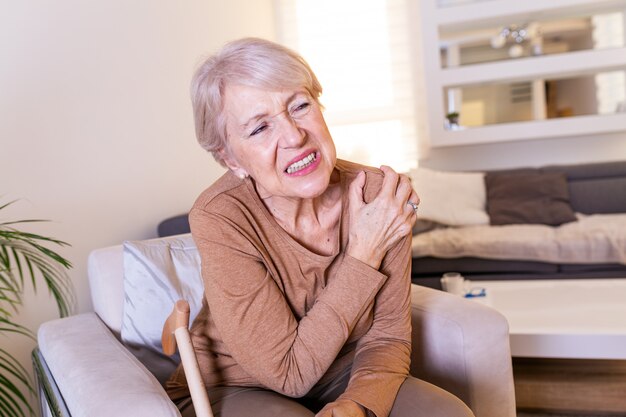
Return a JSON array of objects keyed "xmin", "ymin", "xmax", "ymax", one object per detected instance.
[
  {"xmin": 9, "ymin": 247, "xmax": 26, "ymax": 292},
  {"xmin": 0, "ymin": 348, "xmax": 35, "ymax": 396},
  {"xmin": 0, "ymin": 305, "xmax": 15, "ymax": 320},
  {"xmin": 0, "ymin": 219, "xmax": 49, "ymax": 227},
  {"xmin": 0, "ymin": 375, "xmax": 32, "ymax": 417},
  {"xmin": 0, "ymin": 285, "xmax": 20, "ymax": 316},
  {"xmin": 0, "ymin": 318, "xmax": 34, "ymax": 340},
  {"xmin": 0, "ymin": 233, "xmax": 74, "ymax": 318},
  {"xmin": 0, "ymin": 246, "xmax": 21, "ymax": 292},
  {"xmin": 0, "ymin": 200, "xmax": 19, "ymax": 212},
  {"xmin": 0, "ymin": 370, "xmax": 34, "ymax": 417},
  {"xmin": 0, "ymin": 199, "xmax": 74, "ymax": 416},
  {"xmin": 0, "ymin": 392, "xmax": 20, "ymax": 417}
]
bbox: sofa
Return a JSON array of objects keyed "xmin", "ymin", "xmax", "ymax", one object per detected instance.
[
  {"xmin": 33, "ymin": 233, "xmax": 516, "ymax": 417},
  {"xmin": 410, "ymin": 160, "xmax": 626, "ymax": 289},
  {"xmin": 158, "ymin": 160, "xmax": 626, "ymax": 290}
]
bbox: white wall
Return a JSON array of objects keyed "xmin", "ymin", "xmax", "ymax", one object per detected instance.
[
  {"xmin": 420, "ymin": 131, "xmax": 626, "ymax": 171},
  {"xmin": 0, "ymin": 0, "xmax": 275, "ymax": 413}
]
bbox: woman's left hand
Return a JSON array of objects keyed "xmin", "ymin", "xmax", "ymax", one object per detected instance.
[{"xmin": 316, "ymin": 399, "xmax": 367, "ymax": 417}]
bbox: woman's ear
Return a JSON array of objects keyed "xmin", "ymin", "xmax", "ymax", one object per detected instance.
[{"xmin": 219, "ymin": 148, "xmax": 249, "ymax": 179}]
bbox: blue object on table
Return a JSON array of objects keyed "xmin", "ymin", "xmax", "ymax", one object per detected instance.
[{"xmin": 464, "ymin": 287, "xmax": 486, "ymax": 298}]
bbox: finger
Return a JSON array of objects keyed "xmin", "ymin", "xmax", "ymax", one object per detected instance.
[
  {"xmin": 405, "ymin": 190, "xmax": 420, "ymax": 217},
  {"xmin": 379, "ymin": 165, "xmax": 399, "ymax": 198},
  {"xmin": 411, "ymin": 189, "xmax": 421, "ymax": 206},
  {"xmin": 348, "ymin": 171, "xmax": 366, "ymax": 209},
  {"xmin": 395, "ymin": 174, "xmax": 413, "ymax": 204}
]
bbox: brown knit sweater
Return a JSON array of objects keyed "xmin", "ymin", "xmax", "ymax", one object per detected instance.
[{"xmin": 166, "ymin": 160, "xmax": 412, "ymax": 417}]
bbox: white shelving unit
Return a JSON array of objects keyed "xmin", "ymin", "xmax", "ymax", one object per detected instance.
[{"xmin": 419, "ymin": 0, "xmax": 626, "ymax": 147}]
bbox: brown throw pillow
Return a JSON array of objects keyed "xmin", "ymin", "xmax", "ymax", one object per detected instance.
[{"xmin": 485, "ymin": 170, "xmax": 577, "ymax": 226}]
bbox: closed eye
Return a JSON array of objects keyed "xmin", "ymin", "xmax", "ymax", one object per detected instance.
[
  {"xmin": 290, "ymin": 101, "xmax": 311, "ymax": 118},
  {"xmin": 250, "ymin": 123, "xmax": 268, "ymax": 137}
]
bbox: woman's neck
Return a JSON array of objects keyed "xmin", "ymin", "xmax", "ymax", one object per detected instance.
[{"xmin": 258, "ymin": 171, "xmax": 343, "ymax": 255}]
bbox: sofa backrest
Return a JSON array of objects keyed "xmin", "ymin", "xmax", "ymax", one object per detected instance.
[
  {"xmin": 543, "ymin": 160, "xmax": 626, "ymax": 214},
  {"xmin": 487, "ymin": 160, "xmax": 626, "ymax": 215}
]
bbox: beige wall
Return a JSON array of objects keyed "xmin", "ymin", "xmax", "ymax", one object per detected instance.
[{"xmin": 1, "ymin": 0, "xmax": 275, "ymax": 412}]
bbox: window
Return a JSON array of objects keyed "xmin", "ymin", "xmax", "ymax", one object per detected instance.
[{"xmin": 275, "ymin": 0, "xmax": 419, "ymax": 172}]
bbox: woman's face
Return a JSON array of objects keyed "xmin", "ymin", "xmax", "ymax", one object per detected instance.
[{"xmin": 221, "ymin": 84, "xmax": 337, "ymax": 200}]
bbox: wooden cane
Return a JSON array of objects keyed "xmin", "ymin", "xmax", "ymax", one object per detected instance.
[{"xmin": 162, "ymin": 300, "xmax": 214, "ymax": 417}]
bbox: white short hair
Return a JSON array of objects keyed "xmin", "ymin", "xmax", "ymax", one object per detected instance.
[{"xmin": 191, "ymin": 38, "xmax": 323, "ymax": 166}]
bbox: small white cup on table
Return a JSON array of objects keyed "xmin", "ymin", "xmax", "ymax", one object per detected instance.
[{"xmin": 440, "ymin": 272, "xmax": 466, "ymax": 296}]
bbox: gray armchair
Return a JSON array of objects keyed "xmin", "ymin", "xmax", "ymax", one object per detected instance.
[{"xmin": 33, "ymin": 235, "xmax": 516, "ymax": 417}]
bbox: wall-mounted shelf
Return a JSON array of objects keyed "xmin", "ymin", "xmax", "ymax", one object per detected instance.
[
  {"xmin": 435, "ymin": 113, "xmax": 626, "ymax": 147},
  {"xmin": 418, "ymin": 0, "xmax": 626, "ymax": 148},
  {"xmin": 440, "ymin": 47, "xmax": 626, "ymax": 87}
]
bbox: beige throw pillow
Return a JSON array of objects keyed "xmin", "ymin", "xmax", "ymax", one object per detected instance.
[{"xmin": 410, "ymin": 167, "xmax": 489, "ymax": 226}]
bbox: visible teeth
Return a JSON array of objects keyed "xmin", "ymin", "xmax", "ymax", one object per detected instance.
[{"xmin": 286, "ymin": 152, "xmax": 316, "ymax": 174}]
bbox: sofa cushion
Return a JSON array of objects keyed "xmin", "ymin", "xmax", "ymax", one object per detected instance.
[
  {"xmin": 410, "ymin": 167, "xmax": 489, "ymax": 226},
  {"xmin": 485, "ymin": 171, "xmax": 576, "ymax": 226},
  {"xmin": 121, "ymin": 234, "xmax": 204, "ymax": 385}
]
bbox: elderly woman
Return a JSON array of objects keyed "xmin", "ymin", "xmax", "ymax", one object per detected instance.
[{"xmin": 166, "ymin": 38, "xmax": 474, "ymax": 417}]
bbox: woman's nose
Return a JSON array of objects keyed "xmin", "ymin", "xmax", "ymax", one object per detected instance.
[{"xmin": 277, "ymin": 115, "xmax": 305, "ymax": 148}]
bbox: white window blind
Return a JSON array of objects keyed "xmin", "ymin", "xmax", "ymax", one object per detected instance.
[{"xmin": 275, "ymin": 0, "xmax": 419, "ymax": 173}]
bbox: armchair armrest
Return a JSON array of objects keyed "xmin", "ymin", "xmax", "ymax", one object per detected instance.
[
  {"xmin": 410, "ymin": 285, "xmax": 516, "ymax": 417},
  {"xmin": 37, "ymin": 313, "xmax": 181, "ymax": 417}
]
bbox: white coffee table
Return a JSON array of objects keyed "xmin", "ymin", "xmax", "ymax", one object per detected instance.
[
  {"xmin": 469, "ymin": 279, "xmax": 626, "ymax": 359},
  {"xmin": 467, "ymin": 278, "xmax": 626, "ymax": 413}
]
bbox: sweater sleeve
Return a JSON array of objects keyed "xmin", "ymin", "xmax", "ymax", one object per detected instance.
[
  {"xmin": 336, "ymin": 234, "xmax": 413, "ymax": 417},
  {"xmin": 189, "ymin": 205, "xmax": 388, "ymax": 398}
]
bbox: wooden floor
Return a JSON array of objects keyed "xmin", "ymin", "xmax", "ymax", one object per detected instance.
[
  {"xmin": 513, "ymin": 358, "xmax": 626, "ymax": 416},
  {"xmin": 518, "ymin": 413, "xmax": 610, "ymax": 417}
]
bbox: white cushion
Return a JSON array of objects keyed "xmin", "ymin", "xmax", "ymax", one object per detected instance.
[
  {"xmin": 410, "ymin": 167, "xmax": 489, "ymax": 226},
  {"xmin": 121, "ymin": 233, "xmax": 204, "ymax": 385}
]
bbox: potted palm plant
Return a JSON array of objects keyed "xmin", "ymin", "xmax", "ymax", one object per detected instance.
[{"xmin": 0, "ymin": 200, "xmax": 74, "ymax": 417}]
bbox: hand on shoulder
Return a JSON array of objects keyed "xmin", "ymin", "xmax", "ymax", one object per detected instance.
[{"xmin": 346, "ymin": 165, "xmax": 419, "ymax": 269}]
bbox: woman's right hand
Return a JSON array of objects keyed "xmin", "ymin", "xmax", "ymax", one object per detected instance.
[{"xmin": 346, "ymin": 166, "xmax": 419, "ymax": 270}]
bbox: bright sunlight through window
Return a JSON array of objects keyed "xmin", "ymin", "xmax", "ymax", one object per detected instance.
[
  {"xmin": 296, "ymin": 1, "xmax": 393, "ymax": 111},
  {"xmin": 276, "ymin": 0, "xmax": 419, "ymax": 173}
]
